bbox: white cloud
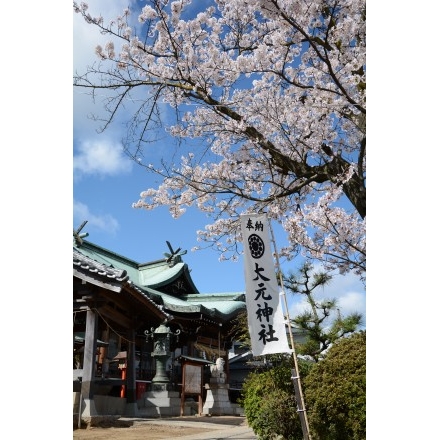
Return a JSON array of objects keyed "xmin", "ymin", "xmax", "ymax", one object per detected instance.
[
  {"xmin": 73, "ymin": 0, "xmax": 142, "ymax": 87},
  {"xmin": 290, "ymin": 297, "xmax": 311, "ymax": 316},
  {"xmin": 73, "ymin": 200, "xmax": 119, "ymax": 235},
  {"xmin": 338, "ymin": 291, "xmax": 365, "ymax": 315},
  {"xmin": 321, "ymin": 269, "xmax": 366, "ymax": 323},
  {"xmin": 73, "ymin": 0, "xmax": 140, "ymax": 135},
  {"xmin": 73, "ymin": 0, "xmax": 138, "ymax": 57},
  {"xmin": 73, "ymin": 139, "xmax": 133, "ymax": 178},
  {"xmin": 73, "ymin": 0, "xmax": 172, "ymax": 164}
]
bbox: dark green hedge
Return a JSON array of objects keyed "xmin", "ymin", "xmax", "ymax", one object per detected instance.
[
  {"xmin": 239, "ymin": 331, "xmax": 366, "ymax": 440},
  {"xmin": 304, "ymin": 331, "xmax": 366, "ymax": 440}
]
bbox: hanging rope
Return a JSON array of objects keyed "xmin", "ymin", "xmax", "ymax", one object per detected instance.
[{"xmin": 72, "ymin": 308, "xmax": 137, "ymax": 345}]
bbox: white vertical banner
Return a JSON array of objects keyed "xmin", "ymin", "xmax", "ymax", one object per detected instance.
[{"xmin": 240, "ymin": 213, "xmax": 291, "ymax": 356}]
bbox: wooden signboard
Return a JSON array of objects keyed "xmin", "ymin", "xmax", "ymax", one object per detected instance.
[
  {"xmin": 179, "ymin": 356, "xmax": 213, "ymax": 416},
  {"xmin": 183, "ymin": 364, "xmax": 202, "ymax": 394}
]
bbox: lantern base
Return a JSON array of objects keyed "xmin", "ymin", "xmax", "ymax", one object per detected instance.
[{"xmin": 142, "ymin": 389, "xmax": 181, "ymax": 417}]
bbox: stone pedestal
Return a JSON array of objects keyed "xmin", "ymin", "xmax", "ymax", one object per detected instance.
[
  {"xmin": 143, "ymin": 384, "xmax": 181, "ymax": 417},
  {"xmin": 202, "ymin": 376, "xmax": 236, "ymax": 416},
  {"xmin": 202, "ymin": 358, "xmax": 236, "ymax": 416}
]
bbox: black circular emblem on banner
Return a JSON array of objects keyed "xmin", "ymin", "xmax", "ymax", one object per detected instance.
[{"xmin": 248, "ymin": 234, "xmax": 265, "ymax": 259}]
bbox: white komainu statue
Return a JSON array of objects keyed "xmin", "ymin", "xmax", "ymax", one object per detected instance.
[{"xmin": 210, "ymin": 357, "xmax": 226, "ymax": 378}]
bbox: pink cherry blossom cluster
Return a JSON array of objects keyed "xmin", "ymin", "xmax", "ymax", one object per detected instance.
[{"xmin": 74, "ymin": 0, "xmax": 366, "ymax": 279}]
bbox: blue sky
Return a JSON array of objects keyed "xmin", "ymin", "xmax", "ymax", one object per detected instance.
[{"xmin": 73, "ymin": 0, "xmax": 366, "ymax": 328}]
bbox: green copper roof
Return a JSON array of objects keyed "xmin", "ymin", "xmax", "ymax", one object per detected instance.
[
  {"xmin": 73, "ymin": 237, "xmax": 246, "ymax": 323},
  {"xmin": 184, "ymin": 293, "xmax": 246, "ymax": 302},
  {"xmin": 143, "ymin": 288, "xmax": 246, "ymax": 319},
  {"xmin": 74, "ymin": 239, "xmax": 199, "ymax": 293},
  {"xmin": 139, "ymin": 261, "xmax": 189, "ymax": 288}
]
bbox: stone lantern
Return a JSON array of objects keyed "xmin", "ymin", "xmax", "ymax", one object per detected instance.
[{"xmin": 145, "ymin": 320, "xmax": 181, "ymax": 386}]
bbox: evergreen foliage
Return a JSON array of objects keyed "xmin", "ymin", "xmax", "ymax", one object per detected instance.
[
  {"xmin": 239, "ymin": 332, "xmax": 365, "ymax": 440},
  {"xmin": 304, "ymin": 331, "xmax": 366, "ymax": 440},
  {"xmin": 239, "ymin": 356, "xmax": 311, "ymax": 440},
  {"xmin": 283, "ymin": 262, "xmax": 363, "ymax": 361}
]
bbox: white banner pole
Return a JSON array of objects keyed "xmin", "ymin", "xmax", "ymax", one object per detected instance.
[{"xmin": 268, "ymin": 221, "xmax": 311, "ymax": 440}]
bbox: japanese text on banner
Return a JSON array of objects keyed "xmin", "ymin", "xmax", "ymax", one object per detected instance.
[{"xmin": 240, "ymin": 213, "xmax": 291, "ymax": 356}]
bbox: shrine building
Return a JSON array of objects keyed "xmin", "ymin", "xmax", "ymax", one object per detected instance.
[{"xmin": 73, "ymin": 231, "xmax": 248, "ymax": 425}]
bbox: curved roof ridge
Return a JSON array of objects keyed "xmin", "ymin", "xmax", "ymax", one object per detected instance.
[{"xmin": 73, "ymin": 247, "xmax": 129, "ymax": 282}]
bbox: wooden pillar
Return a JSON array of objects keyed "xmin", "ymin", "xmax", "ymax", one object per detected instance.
[
  {"xmin": 80, "ymin": 307, "xmax": 98, "ymax": 417},
  {"xmin": 125, "ymin": 327, "xmax": 138, "ymax": 416},
  {"xmin": 100, "ymin": 327, "xmax": 109, "ymax": 376}
]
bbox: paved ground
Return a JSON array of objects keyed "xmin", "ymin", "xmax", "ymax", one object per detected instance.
[
  {"xmin": 140, "ymin": 416, "xmax": 258, "ymax": 439},
  {"xmin": 73, "ymin": 415, "xmax": 258, "ymax": 440}
]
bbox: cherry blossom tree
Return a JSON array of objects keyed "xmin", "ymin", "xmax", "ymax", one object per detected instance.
[{"xmin": 73, "ymin": 0, "xmax": 366, "ymax": 279}]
